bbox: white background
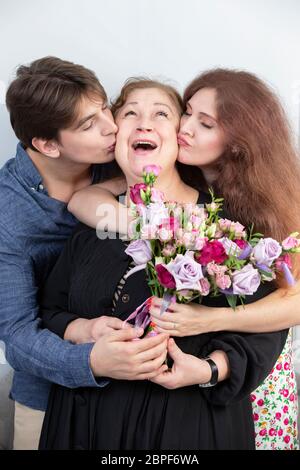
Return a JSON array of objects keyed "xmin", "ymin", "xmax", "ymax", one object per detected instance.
[
  {"xmin": 0, "ymin": 0, "xmax": 300, "ymax": 449},
  {"xmin": 1, "ymin": 0, "xmax": 300, "ymax": 161}
]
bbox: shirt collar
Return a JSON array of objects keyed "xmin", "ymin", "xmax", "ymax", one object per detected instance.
[{"xmin": 15, "ymin": 142, "xmax": 43, "ymax": 190}]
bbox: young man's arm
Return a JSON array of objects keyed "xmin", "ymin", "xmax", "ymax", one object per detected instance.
[
  {"xmin": 0, "ymin": 228, "xmax": 105, "ymax": 388},
  {"xmin": 0, "ymin": 227, "xmax": 168, "ymax": 386}
]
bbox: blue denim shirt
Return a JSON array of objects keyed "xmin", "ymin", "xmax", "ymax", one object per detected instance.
[{"xmin": 0, "ymin": 143, "xmax": 109, "ymax": 411}]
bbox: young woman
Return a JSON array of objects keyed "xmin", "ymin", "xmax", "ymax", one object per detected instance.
[
  {"xmin": 68, "ymin": 70, "xmax": 300, "ymax": 450},
  {"xmin": 38, "ymin": 79, "xmax": 286, "ymax": 450}
]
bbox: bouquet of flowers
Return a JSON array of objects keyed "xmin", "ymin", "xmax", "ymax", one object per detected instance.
[{"xmin": 123, "ymin": 165, "xmax": 300, "ymax": 336}]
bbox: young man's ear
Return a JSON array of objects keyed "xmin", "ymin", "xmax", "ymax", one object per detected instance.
[{"xmin": 31, "ymin": 137, "xmax": 60, "ymax": 158}]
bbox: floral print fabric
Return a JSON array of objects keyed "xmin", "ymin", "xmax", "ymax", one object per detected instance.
[{"xmin": 251, "ymin": 330, "xmax": 299, "ymax": 450}]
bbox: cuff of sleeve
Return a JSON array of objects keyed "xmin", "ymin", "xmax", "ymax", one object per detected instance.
[
  {"xmin": 68, "ymin": 342, "xmax": 110, "ymax": 388},
  {"xmin": 49, "ymin": 311, "xmax": 80, "ymax": 339},
  {"xmin": 200, "ymin": 338, "xmax": 246, "ymax": 406}
]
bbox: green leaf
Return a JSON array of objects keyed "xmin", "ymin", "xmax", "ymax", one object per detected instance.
[{"xmin": 226, "ymin": 295, "xmax": 237, "ymax": 310}]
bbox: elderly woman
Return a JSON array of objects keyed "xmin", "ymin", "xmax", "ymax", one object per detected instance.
[{"xmin": 38, "ymin": 78, "xmax": 287, "ymax": 450}]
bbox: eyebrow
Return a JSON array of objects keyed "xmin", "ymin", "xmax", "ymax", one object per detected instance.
[
  {"xmin": 124, "ymin": 101, "xmax": 174, "ymax": 114},
  {"xmin": 199, "ymin": 112, "xmax": 217, "ymax": 122},
  {"xmin": 74, "ymin": 113, "xmax": 96, "ymax": 130},
  {"xmin": 186, "ymin": 102, "xmax": 217, "ymax": 122}
]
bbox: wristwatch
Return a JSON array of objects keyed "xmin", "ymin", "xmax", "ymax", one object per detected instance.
[{"xmin": 198, "ymin": 356, "xmax": 219, "ymax": 388}]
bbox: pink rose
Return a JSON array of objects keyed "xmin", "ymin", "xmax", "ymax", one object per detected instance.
[
  {"xmin": 182, "ymin": 232, "xmax": 196, "ymax": 249},
  {"xmin": 199, "ymin": 278, "xmax": 210, "ymax": 296},
  {"xmin": 257, "ymin": 399, "xmax": 264, "ymax": 407},
  {"xmin": 275, "ymin": 254, "xmax": 292, "ymax": 270},
  {"xmin": 207, "ymin": 262, "xmax": 228, "ymax": 276},
  {"xmin": 230, "ymin": 221, "xmax": 246, "ymax": 239},
  {"xmin": 155, "ymin": 264, "xmax": 176, "ymax": 289},
  {"xmin": 253, "ymin": 413, "xmax": 259, "ymax": 421},
  {"xmin": 284, "ymin": 362, "xmax": 290, "ymax": 371},
  {"xmin": 196, "ymin": 240, "xmax": 228, "ymax": 265},
  {"xmin": 269, "ymin": 428, "xmax": 276, "ymax": 437},
  {"xmin": 275, "ymin": 413, "xmax": 281, "ymax": 420},
  {"xmin": 282, "ymin": 389, "xmax": 289, "ymax": 398},
  {"xmin": 151, "ymin": 187, "xmax": 165, "ymax": 203},
  {"xmin": 194, "ymin": 237, "xmax": 208, "ymax": 251},
  {"xmin": 191, "ymin": 215, "xmax": 203, "ymax": 229},
  {"xmin": 130, "ymin": 183, "xmax": 147, "ymax": 205},
  {"xmin": 278, "ymin": 429, "xmax": 283, "ymax": 437},
  {"xmin": 162, "ymin": 243, "xmax": 176, "ymax": 257},
  {"xmin": 143, "ymin": 165, "xmax": 161, "ymax": 177},
  {"xmin": 215, "ymin": 274, "xmax": 232, "ymax": 290},
  {"xmin": 284, "ymin": 418, "xmax": 289, "ymax": 426},
  {"xmin": 289, "ymin": 394, "xmax": 295, "ymax": 402},
  {"xmin": 276, "ymin": 363, "xmax": 282, "ymax": 371},
  {"xmin": 283, "ymin": 406, "xmax": 289, "ymax": 413},
  {"xmin": 284, "ymin": 435, "xmax": 291, "ymax": 444},
  {"xmin": 282, "ymin": 236, "xmax": 300, "ymax": 250},
  {"xmin": 218, "ymin": 218, "xmax": 232, "ymax": 231},
  {"xmin": 259, "ymin": 429, "xmax": 267, "ymax": 436},
  {"xmin": 250, "ymin": 394, "xmax": 256, "ymax": 402},
  {"xmin": 158, "ymin": 228, "xmax": 173, "ymax": 242}
]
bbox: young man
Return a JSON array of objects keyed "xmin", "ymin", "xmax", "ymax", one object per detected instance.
[{"xmin": 0, "ymin": 57, "xmax": 168, "ymax": 449}]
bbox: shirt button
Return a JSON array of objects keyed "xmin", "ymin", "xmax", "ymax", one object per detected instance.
[
  {"xmin": 39, "ymin": 184, "xmax": 44, "ymax": 191},
  {"xmin": 121, "ymin": 293, "xmax": 130, "ymax": 303},
  {"xmin": 30, "ymin": 187, "xmax": 36, "ymax": 191}
]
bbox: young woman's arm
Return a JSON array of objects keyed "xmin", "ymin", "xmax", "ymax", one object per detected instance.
[
  {"xmin": 68, "ymin": 177, "xmax": 131, "ymax": 234},
  {"xmin": 150, "ymin": 282, "xmax": 300, "ymax": 335}
]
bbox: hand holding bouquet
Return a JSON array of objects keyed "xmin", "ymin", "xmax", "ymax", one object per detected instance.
[{"xmin": 123, "ymin": 165, "xmax": 300, "ymax": 335}]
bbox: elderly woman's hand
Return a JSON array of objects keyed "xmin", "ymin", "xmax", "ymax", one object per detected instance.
[
  {"xmin": 150, "ymin": 338, "xmax": 230, "ymax": 389},
  {"xmin": 150, "ymin": 338, "xmax": 212, "ymax": 389},
  {"xmin": 149, "ymin": 296, "xmax": 225, "ymax": 337}
]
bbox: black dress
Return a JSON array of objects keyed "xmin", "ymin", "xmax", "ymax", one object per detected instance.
[{"xmin": 38, "ymin": 191, "xmax": 287, "ymax": 450}]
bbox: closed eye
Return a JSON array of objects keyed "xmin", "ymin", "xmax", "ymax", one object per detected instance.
[
  {"xmin": 201, "ymin": 122, "xmax": 213, "ymax": 129},
  {"xmin": 83, "ymin": 121, "xmax": 94, "ymax": 131}
]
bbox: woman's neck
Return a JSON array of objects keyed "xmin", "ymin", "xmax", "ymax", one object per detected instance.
[{"xmin": 200, "ymin": 166, "xmax": 217, "ymax": 186}]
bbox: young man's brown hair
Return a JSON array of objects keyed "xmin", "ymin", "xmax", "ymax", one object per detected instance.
[{"xmin": 6, "ymin": 56, "xmax": 107, "ymax": 150}]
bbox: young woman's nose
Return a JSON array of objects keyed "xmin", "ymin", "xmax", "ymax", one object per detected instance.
[{"xmin": 180, "ymin": 120, "xmax": 194, "ymax": 137}]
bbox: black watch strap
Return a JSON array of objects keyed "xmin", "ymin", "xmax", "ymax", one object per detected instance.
[{"xmin": 198, "ymin": 357, "xmax": 219, "ymax": 388}]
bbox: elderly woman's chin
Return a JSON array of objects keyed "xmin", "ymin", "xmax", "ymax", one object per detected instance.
[{"xmin": 124, "ymin": 157, "xmax": 162, "ymax": 179}]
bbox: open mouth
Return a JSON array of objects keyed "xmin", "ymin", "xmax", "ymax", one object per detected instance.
[{"xmin": 132, "ymin": 140, "xmax": 158, "ymax": 152}]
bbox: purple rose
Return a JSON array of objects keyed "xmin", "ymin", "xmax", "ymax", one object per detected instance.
[
  {"xmin": 164, "ymin": 251, "xmax": 204, "ymax": 291},
  {"xmin": 252, "ymin": 238, "xmax": 282, "ymax": 267},
  {"xmin": 232, "ymin": 264, "xmax": 261, "ymax": 295},
  {"xmin": 125, "ymin": 240, "xmax": 152, "ymax": 265}
]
